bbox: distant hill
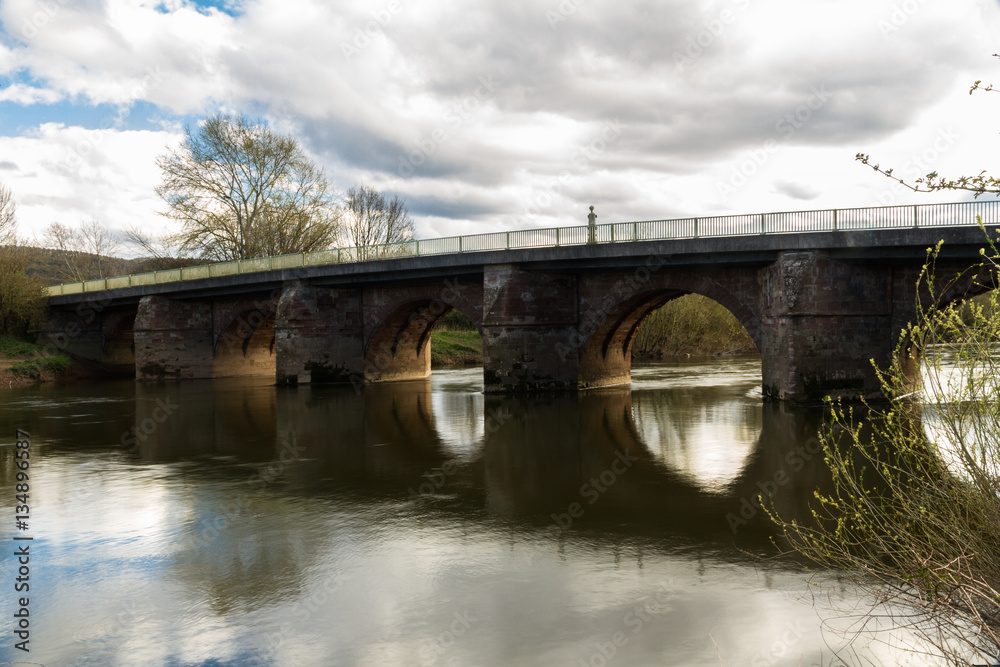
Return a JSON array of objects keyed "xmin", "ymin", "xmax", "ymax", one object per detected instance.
[{"xmin": 12, "ymin": 245, "xmax": 200, "ymax": 286}]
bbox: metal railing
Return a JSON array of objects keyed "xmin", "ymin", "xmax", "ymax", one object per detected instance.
[{"xmin": 45, "ymin": 200, "xmax": 1000, "ymax": 296}]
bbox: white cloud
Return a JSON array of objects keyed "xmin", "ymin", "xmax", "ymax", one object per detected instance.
[
  {"xmin": 0, "ymin": 0, "xmax": 998, "ymax": 246},
  {"xmin": 0, "ymin": 124, "xmax": 180, "ymax": 244}
]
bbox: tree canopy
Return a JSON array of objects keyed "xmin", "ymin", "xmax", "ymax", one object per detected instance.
[
  {"xmin": 0, "ymin": 181, "xmax": 15, "ymax": 246},
  {"xmin": 0, "ymin": 182, "xmax": 45, "ymax": 335},
  {"xmin": 156, "ymin": 113, "xmax": 341, "ymax": 261}
]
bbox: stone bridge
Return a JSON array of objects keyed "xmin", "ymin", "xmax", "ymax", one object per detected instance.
[{"xmin": 43, "ymin": 225, "xmax": 998, "ymax": 403}]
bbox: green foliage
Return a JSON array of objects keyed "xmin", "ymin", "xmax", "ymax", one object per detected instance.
[
  {"xmin": 9, "ymin": 355, "xmax": 72, "ymax": 379},
  {"xmin": 632, "ymin": 294, "xmax": 756, "ymax": 357},
  {"xmin": 0, "ymin": 334, "xmax": 41, "ymax": 357},
  {"xmin": 772, "ymin": 224, "xmax": 1000, "ymax": 663},
  {"xmin": 435, "ymin": 309, "xmax": 477, "ymax": 332},
  {"xmin": 0, "ymin": 246, "xmax": 46, "ymax": 335},
  {"xmin": 430, "ymin": 331, "xmax": 483, "ymax": 366}
]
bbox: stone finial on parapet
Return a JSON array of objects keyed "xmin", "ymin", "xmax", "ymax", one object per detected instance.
[{"xmin": 587, "ymin": 205, "xmax": 597, "ymax": 244}]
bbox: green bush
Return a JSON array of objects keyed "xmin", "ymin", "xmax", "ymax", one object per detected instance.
[{"xmin": 772, "ymin": 237, "xmax": 1000, "ymax": 663}]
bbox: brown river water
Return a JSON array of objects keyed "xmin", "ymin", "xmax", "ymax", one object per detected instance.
[{"xmin": 0, "ymin": 358, "xmax": 942, "ymax": 666}]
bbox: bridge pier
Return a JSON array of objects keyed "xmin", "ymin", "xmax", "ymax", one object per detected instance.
[
  {"xmin": 759, "ymin": 251, "xmax": 895, "ymax": 403},
  {"xmin": 481, "ymin": 265, "xmax": 583, "ymax": 392},
  {"xmin": 134, "ymin": 295, "xmax": 215, "ymax": 380},
  {"xmin": 274, "ymin": 281, "xmax": 365, "ymax": 385}
]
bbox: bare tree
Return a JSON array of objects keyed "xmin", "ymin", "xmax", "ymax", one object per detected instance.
[
  {"xmin": 0, "ymin": 181, "xmax": 16, "ymax": 245},
  {"xmin": 857, "ymin": 53, "xmax": 1000, "ymax": 199},
  {"xmin": 344, "ymin": 184, "xmax": 415, "ymax": 258},
  {"xmin": 43, "ymin": 220, "xmax": 123, "ymax": 282},
  {"xmin": 156, "ymin": 113, "xmax": 341, "ymax": 261}
]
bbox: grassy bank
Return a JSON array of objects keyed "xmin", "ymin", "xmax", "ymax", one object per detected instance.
[
  {"xmin": 430, "ymin": 330, "xmax": 483, "ymax": 366},
  {"xmin": 0, "ymin": 334, "xmax": 74, "ymax": 386}
]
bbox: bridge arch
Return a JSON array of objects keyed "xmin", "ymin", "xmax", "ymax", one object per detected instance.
[
  {"xmin": 364, "ymin": 298, "xmax": 483, "ymax": 383},
  {"xmin": 213, "ymin": 305, "xmax": 277, "ymax": 378},
  {"xmin": 575, "ymin": 273, "xmax": 761, "ymax": 388},
  {"xmin": 102, "ymin": 309, "xmax": 137, "ymax": 371}
]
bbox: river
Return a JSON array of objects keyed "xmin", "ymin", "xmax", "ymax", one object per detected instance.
[{"xmin": 0, "ymin": 358, "xmax": 925, "ymax": 666}]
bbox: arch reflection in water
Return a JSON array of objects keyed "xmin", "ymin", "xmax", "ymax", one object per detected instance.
[{"xmin": 2, "ymin": 362, "xmax": 912, "ymax": 665}]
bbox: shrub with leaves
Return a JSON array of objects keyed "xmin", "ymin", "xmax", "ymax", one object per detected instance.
[{"xmin": 772, "ymin": 220, "xmax": 1000, "ymax": 665}]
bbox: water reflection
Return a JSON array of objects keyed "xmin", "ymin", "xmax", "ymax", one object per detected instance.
[{"xmin": 0, "ymin": 361, "xmax": 902, "ymax": 666}]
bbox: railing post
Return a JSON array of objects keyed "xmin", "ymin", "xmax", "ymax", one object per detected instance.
[
  {"xmin": 459, "ymin": 236, "xmax": 463, "ymax": 253},
  {"xmin": 760, "ymin": 213, "xmax": 766, "ymax": 235},
  {"xmin": 914, "ymin": 205, "xmax": 919, "ymax": 229},
  {"xmin": 506, "ymin": 231, "xmax": 510, "ymax": 250},
  {"xmin": 416, "ymin": 240, "xmax": 420, "ymax": 256},
  {"xmin": 337, "ymin": 248, "xmax": 341, "ymax": 263},
  {"xmin": 694, "ymin": 218, "xmax": 699, "ymax": 239},
  {"xmin": 633, "ymin": 221, "xmax": 637, "ymax": 242},
  {"xmin": 555, "ymin": 228, "xmax": 560, "ymax": 246},
  {"xmin": 833, "ymin": 209, "xmax": 838, "ymax": 231},
  {"xmin": 610, "ymin": 224, "xmax": 615, "ymax": 243}
]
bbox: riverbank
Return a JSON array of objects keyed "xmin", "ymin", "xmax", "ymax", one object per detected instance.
[
  {"xmin": 0, "ymin": 334, "xmax": 77, "ymax": 387},
  {"xmin": 430, "ymin": 330, "xmax": 483, "ymax": 367}
]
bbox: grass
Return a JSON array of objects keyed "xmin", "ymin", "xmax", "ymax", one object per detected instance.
[
  {"xmin": 9, "ymin": 356, "xmax": 72, "ymax": 379},
  {"xmin": 0, "ymin": 333, "xmax": 73, "ymax": 381},
  {"xmin": 0, "ymin": 334, "xmax": 42, "ymax": 358},
  {"xmin": 431, "ymin": 331, "xmax": 483, "ymax": 366}
]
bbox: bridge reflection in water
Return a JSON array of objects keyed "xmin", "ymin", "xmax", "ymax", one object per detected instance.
[
  {"xmin": 117, "ymin": 359, "xmax": 839, "ymax": 548},
  {"xmin": 4, "ymin": 359, "xmax": 925, "ymax": 665}
]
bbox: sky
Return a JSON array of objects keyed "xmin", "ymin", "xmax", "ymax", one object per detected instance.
[{"xmin": 0, "ymin": 0, "xmax": 998, "ymax": 252}]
